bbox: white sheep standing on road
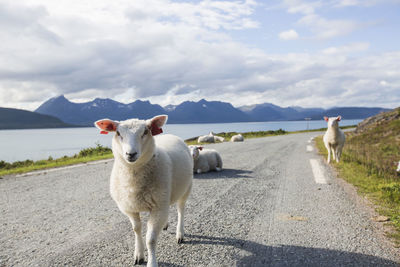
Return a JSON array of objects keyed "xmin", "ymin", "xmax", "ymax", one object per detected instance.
[
  {"xmin": 188, "ymin": 145, "xmax": 223, "ymax": 173},
  {"xmin": 231, "ymin": 134, "xmax": 244, "ymax": 142},
  {"xmin": 95, "ymin": 115, "xmax": 193, "ymax": 267},
  {"xmin": 323, "ymin": 116, "xmax": 345, "ymax": 163}
]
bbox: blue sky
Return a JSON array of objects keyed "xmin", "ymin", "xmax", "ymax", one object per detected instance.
[{"xmin": 0, "ymin": 0, "xmax": 399, "ymax": 110}]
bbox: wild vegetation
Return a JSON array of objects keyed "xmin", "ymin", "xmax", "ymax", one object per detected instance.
[{"xmin": 316, "ymin": 107, "xmax": 400, "ymax": 244}]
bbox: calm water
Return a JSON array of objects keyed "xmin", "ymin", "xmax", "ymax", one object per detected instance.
[{"xmin": 0, "ymin": 120, "xmax": 361, "ymax": 163}]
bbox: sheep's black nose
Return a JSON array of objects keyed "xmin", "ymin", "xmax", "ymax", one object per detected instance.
[{"xmin": 126, "ymin": 152, "xmax": 138, "ymax": 162}]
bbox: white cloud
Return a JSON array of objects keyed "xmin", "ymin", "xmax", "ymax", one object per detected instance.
[
  {"xmin": 333, "ymin": 0, "xmax": 399, "ymax": 7},
  {"xmin": 279, "ymin": 29, "xmax": 299, "ymax": 40},
  {"xmin": 280, "ymin": 0, "xmax": 366, "ymax": 40},
  {"xmin": 298, "ymin": 14, "xmax": 361, "ymax": 39},
  {"xmin": 380, "ymin": 80, "xmax": 388, "ymax": 86},
  {"xmin": 0, "ymin": 0, "xmax": 399, "ymax": 111},
  {"xmin": 322, "ymin": 42, "xmax": 370, "ymax": 55},
  {"xmin": 283, "ymin": 0, "xmax": 322, "ymax": 15},
  {"xmin": 334, "ymin": 0, "xmax": 360, "ymax": 7}
]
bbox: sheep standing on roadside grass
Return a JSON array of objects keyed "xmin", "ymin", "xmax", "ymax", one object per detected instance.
[
  {"xmin": 95, "ymin": 115, "xmax": 193, "ymax": 267},
  {"xmin": 397, "ymin": 161, "xmax": 400, "ymax": 173},
  {"xmin": 188, "ymin": 145, "xmax": 223, "ymax": 173},
  {"xmin": 323, "ymin": 116, "xmax": 345, "ymax": 163},
  {"xmin": 231, "ymin": 134, "xmax": 244, "ymax": 142}
]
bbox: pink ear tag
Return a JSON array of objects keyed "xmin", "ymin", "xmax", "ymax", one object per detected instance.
[{"xmin": 100, "ymin": 131, "xmax": 108, "ymax": 134}]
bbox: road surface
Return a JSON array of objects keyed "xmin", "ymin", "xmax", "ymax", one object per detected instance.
[{"xmin": 1, "ymin": 132, "xmax": 399, "ymax": 266}]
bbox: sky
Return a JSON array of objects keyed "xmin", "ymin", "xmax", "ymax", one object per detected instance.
[{"xmin": 1, "ymin": 0, "xmax": 399, "ymax": 111}]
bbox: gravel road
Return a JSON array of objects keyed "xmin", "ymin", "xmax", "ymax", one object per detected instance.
[{"xmin": 1, "ymin": 132, "xmax": 399, "ymax": 266}]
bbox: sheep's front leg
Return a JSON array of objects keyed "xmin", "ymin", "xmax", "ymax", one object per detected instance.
[
  {"xmin": 336, "ymin": 144, "xmax": 343, "ymax": 163},
  {"xmin": 176, "ymin": 186, "xmax": 190, "ymax": 244},
  {"xmin": 331, "ymin": 145, "xmax": 337, "ymax": 162},
  {"xmin": 146, "ymin": 208, "xmax": 168, "ymax": 267},
  {"xmin": 127, "ymin": 212, "xmax": 145, "ymax": 265},
  {"xmin": 325, "ymin": 144, "xmax": 331, "ymax": 163},
  {"xmin": 334, "ymin": 148, "xmax": 339, "ymax": 163}
]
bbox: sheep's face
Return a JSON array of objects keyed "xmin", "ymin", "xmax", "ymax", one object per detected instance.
[
  {"xmin": 115, "ymin": 120, "xmax": 151, "ymax": 164},
  {"xmin": 324, "ymin": 116, "xmax": 341, "ymax": 128},
  {"xmin": 188, "ymin": 145, "xmax": 202, "ymax": 160},
  {"xmin": 95, "ymin": 115, "xmax": 167, "ymax": 165}
]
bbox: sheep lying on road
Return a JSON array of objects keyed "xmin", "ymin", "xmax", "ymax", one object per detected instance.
[
  {"xmin": 197, "ymin": 132, "xmax": 225, "ymax": 143},
  {"xmin": 323, "ymin": 116, "xmax": 345, "ymax": 163},
  {"xmin": 231, "ymin": 134, "xmax": 244, "ymax": 142},
  {"xmin": 188, "ymin": 145, "xmax": 223, "ymax": 174},
  {"xmin": 95, "ymin": 115, "xmax": 193, "ymax": 267}
]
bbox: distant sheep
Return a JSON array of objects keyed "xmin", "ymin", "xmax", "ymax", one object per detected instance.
[
  {"xmin": 231, "ymin": 134, "xmax": 244, "ymax": 142},
  {"xmin": 323, "ymin": 116, "xmax": 345, "ymax": 163},
  {"xmin": 95, "ymin": 115, "xmax": 193, "ymax": 267},
  {"xmin": 214, "ymin": 135, "xmax": 225, "ymax": 142},
  {"xmin": 197, "ymin": 132, "xmax": 224, "ymax": 143},
  {"xmin": 188, "ymin": 145, "xmax": 223, "ymax": 173},
  {"xmin": 197, "ymin": 132, "xmax": 215, "ymax": 143}
]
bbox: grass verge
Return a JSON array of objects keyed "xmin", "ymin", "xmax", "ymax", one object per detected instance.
[
  {"xmin": 315, "ymin": 135, "xmax": 400, "ymax": 245},
  {"xmin": 0, "ymin": 144, "xmax": 113, "ymax": 177}
]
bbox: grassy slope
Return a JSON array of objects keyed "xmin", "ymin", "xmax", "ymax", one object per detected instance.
[{"xmin": 315, "ymin": 108, "xmax": 400, "ymax": 244}]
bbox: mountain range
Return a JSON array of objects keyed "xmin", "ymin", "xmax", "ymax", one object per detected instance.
[{"xmin": 33, "ymin": 95, "xmax": 390, "ymax": 126}]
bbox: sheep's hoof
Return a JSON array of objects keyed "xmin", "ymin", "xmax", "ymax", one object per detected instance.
[
  {"xmin": 177, "ymin": 237, "xmax": 184, "ymax": 244},
  {"xmin": 163, "ymin": 223, "xmax": 169, "ymax": 231},
  {"xmin": 134, "ymin": 258, "xmax": 144, "ymax": 265}
]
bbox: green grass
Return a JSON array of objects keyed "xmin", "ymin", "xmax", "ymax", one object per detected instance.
[
  {"xmin": 0, "ymin": 144, "xmax": 113, "ymax": 177},
  {"xmin": 315, "ymin": 130, "xmax": 400, "ymax": 244}
]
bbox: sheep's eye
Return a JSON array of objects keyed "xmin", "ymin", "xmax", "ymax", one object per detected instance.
[
  {"xmin": 116, "ymin": 131, "xmax": 123, "ymax": 140},
  {"xmin": 142, "ymin": 128, "xmax": 149, "ymax": 137}
]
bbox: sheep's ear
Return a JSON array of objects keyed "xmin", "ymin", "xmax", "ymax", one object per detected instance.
[
  {"xmin": 147, "ymin": 115, "xmax": 168, "ymax": 136},
  {"xmin": 197, "ymin": 146, "xmax": 203, "ymax": 151},
  {"xmin": 94, "ymin": 119, "xmax": 118, "ymax": 134},
  {"xmin": 324, "ymin": 116, "xmax": 329, "ymax": 122},
  {"xmin": 336, "ymin": 115, "xmax": 341, "ymax": 121}
]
